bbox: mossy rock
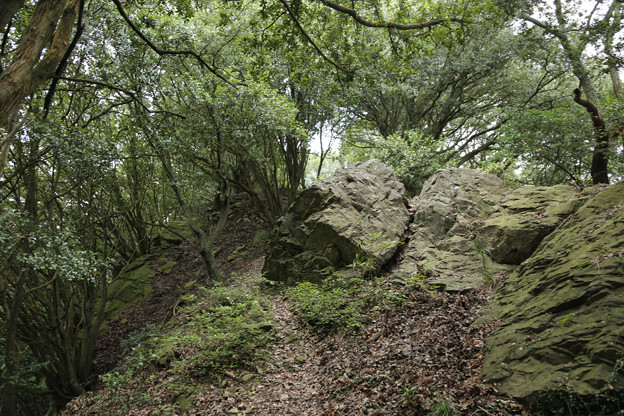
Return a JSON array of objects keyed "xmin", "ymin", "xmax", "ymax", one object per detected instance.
[
  {"xmin": 175, "ymin": 387, "xmax": 197, "ymax": 411},
  {"xmin": 264, "ymin": 160, "xmax": 410, "ymax": 285},
  {"xmin": 149, "ymin": 337, "xmax": 180, "ymax": 369},
  {"xmin": 102, "ymin": 255, "xmax": 157, "ymax": 321},
  {"xmin": 157, "ymin": 257, "xmax": 177, "ymax": 274},
  {"xmin": 153, "ymin": 220, "xmax": 197, "ymax": 248},
  {"xmin": 399, "ymin": 168, "xmax": 513, "ymax": 291},
  {"xmin": 475, "ymin": 185, "xmax": 587, "ymax": 264},
  {"xmin": 252, "ymin": 229, "xmax": 271, "ymax": 248},
  {"xmin": 481, "ymin": 180, "xmax": 624, "ymax": 406}
]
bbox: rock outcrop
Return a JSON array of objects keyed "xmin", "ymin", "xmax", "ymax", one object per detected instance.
[
  {"xmin": 397, "ymin": 168, "xmax": 513, "ymax": 291},
  {"xmin": 393, "ymin": 168, "xmax": 623, "ymax": 406},
  {"xmin": 396, "ymin": 169, "xmax": 600, "ymax": 292},
  {"xmin": 475, "ymin": 185, "xmax": 586, "ymax": 264},
  {"xmin": 263, "ymin": 164, "xmax": 624, "ymax": 405},
  {"xmin": 481, "ymin": 181, "xmax": 624, "ymax": 403},
  {"xmin": 263, "ymin": 159, "xmax": 410, "ymax": 285}
]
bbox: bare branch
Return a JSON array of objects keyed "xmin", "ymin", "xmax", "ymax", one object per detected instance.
[
  {"xmin": 111, "ymin": 0, "xmax": 240, "ymax": 87},
  {"xmin": 320, "ymin": 0, "xmax": 467, "ymax": 30}
]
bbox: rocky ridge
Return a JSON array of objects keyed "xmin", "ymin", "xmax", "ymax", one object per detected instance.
[
  {"xmin": 264, "ymin": 163, "xmax": 624, "ymax": 406},
  {"xmin": 69, "ymin": 163, "xmax": 623, "ymax": 415}
]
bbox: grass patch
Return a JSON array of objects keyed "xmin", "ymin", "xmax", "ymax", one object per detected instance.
[
  {"xmin": 86, "ymin": 275, "xmax": 275, "ymax": 413},
  {"xmin": 284, "ymin": 274, "xmax": 404, "ymax": 335},
  {"xmin": 162, "ymin": 278, "xmax": 275, "ymax": 379}
]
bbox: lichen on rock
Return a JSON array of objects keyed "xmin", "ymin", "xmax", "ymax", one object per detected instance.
[
  {"xmin": 480, "ymin": 180, "xmax": 624, "ymax": 403},
  {"xmin": 475, "ymin": 185, "xmax": 594, "ymax": 264},
  {"xmin": 263, "ymin": 159, "xmax": 410, "ymax": 285},
  {"xmin": 398, "ymin": 168, "xmax": 512, "ymax": 291}
]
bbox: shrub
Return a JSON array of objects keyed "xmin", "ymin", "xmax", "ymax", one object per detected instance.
[
  {"xmin": 285, "ymin": 274, "xmax": 403, "ymax": 334},
  {"xmin": 161, "ymin": 280, "xmax": 274, "ymax": 379}
]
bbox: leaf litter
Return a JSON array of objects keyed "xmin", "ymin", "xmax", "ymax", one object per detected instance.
[{"xmin": 63, "ymin": 196, "xmax": 533, "ymax": 416}]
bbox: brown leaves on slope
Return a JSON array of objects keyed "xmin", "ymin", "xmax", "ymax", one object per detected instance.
[
  {"xmin": 190, "ymin": 285, "xmax": 530, "ymax": 416},
  {"xmin": 311, "ymin": 288, "xmax": 527, "ymax": 415}
]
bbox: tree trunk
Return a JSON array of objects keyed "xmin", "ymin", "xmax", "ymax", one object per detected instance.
[
  {"xmin": 553, "ymin": 0, "xmax": 609, "ymax": 183},
  {"xmin": 198, "ymin": 196, "xmax": 231, "ymax": 280},
  {"xmin": 574, "ymin": 89, "xmax": 610, "ymax": 184},
  {"xmin": 0, "ymin": 0, "xmax": 24, "ymax": 32},
  {"xmin": 151, "ymin": 139, "xmax": 229, "ymax": 280},
  {"xmin": 1, "ymin": 272, "xmax": 26, "ymax": 416},
  {"xmin": 605, "ymin": 1, "xmax": 623, "ymax": 99},
  {"xmin": 0, "ymin": 0, "xmax": 79, "ymax": 126}
]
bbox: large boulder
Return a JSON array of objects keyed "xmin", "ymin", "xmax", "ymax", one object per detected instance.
[
  {"xmin": 475, "ymin": 185, "xmax": 589, "ymax": 264},
  {"xmin": 397, "ymin": 169, "xmax": 601, "ymax": 292},
  {"xmin": 263, "ymin": 159, "xmax": 410, "ymax": 285},
  {"xmin": 481, "ymin": 181, "xmax": 624, "ymax": 404},
  {"xmin": 397, "ymin": 168, "xmax": 512, "ymax": 291}
]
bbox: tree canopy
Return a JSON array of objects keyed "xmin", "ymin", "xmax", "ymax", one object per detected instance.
[{"xmin": 0, "ymin": 0, "xmax": 623, "ymax": 413}]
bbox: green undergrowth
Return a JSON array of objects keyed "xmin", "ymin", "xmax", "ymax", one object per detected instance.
[
  {"xmin": 531, "ymin": 354, "xmax": 624, "ymax": 416},
  {"xmin": 532, "ymin": 387, "xmax": 624, "ymax": 416},
  {"xmin": 162, "ymin": 283, "xmax": 274, "ymax": 379},
  {"xmin": 85, "ymin": 275, "xmax": 274, "ymax": 414},
  {"xmin": 284, "ymin": 274, "xmax": 405, "ymax": 335}
]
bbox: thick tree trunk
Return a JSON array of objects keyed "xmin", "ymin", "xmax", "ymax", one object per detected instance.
[
  {"xmin": 574, "ymin": 89, "xmax": 610, "ymax": 184},
  {"xmin": 0, "ymin": 0, "xmax": 79, "ymax": 126},
  {"xmin": 0, "ymin": 0, "xmax": 24, "ymax": 32}
]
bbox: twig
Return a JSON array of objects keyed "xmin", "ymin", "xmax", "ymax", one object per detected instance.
[
  {"xmin": 111, "ymin": 0, "xmax": 239, "ymax": 87},
  {"xmin": 279, "ymin": 0, "xmax": 352, "ymax": 74},
  {"xmin": 51, "ymin": 75, "xmax": 186, "ymax": 118},
  {"xmin": 320, "ymin": 0, "xmax": 468, "ymax": 30}
]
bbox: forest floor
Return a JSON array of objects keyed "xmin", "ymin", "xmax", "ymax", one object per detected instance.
[{"xmin": 64, "ymin": 196, "xmax": 535, "ymax": 416}]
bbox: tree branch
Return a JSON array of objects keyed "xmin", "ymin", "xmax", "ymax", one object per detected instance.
[
  {"xmin": 44, "ymin": 0, "xmax": 85, "ymax": 117},
  {"xmin": 111, "ymin": 0, "xmax": 239, "ymax": 87},
  {"xmin": 0, "ymin": 0, "xmax": 79, "ymax": 126},
  {"xmin": 573, "ymin": 88, "xmax": 604, "ymax": 131},
  {"xmin": 51, "ymin": 75, "xmax": 186, "ymax": 119},
  {"xmin": 320, "ymin": 0, "xmax": 467, "ymax": 30},
  {"xmin": 518, "ymin": 13, "xmax": 560, "ymax": 36},
  {"xmin": 279, "ymin": 0, "xmax": 352, "ymax": 74}
]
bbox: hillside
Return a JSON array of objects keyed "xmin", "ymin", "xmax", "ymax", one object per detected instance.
[
  {"xmin": 63, "ymin": 194, "xmax": 530, "ymax": 416},
  {"xmin": 61, "ymin": 164, "xmax": 624, "ymax": 416}
]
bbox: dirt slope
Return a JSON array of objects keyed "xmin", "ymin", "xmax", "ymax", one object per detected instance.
[{"xmin": 64, "ymin": 195, "xmax": 532, "ymax": 415}]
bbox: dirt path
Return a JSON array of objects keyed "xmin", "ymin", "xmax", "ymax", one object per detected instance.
[
  {"xmin": 194, "ymin": 294, "xmax": 327, "ymax": 415},
  {"xmin": 191, "ymin": 283, "xmax": 526, "ymax": 416}
]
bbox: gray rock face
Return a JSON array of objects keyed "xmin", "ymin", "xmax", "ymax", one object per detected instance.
[
  {"xmin": 396, "ymin": 169, "xmax": 597, "ymax": 292},
  {"xmin": 475, "ymin": 185, "xmax": 583, "ymax": 264},
  {"xmin": 391, "ymin": 168, "xmax": 623, "ymax": 405},
  {"xmin": 263, "ymin": 159, "xmax": 410, "ymax": 285},
  {"xmin": 397, "ymin": 168, "xmax": 512, "ymax": 291},
  {"xmin": 414, "ymin": 167, "xmax": 509, "ymax": 238},
  {"xmin": 480, "ymin": 181, "xmax": 624, "ymax": 402}
]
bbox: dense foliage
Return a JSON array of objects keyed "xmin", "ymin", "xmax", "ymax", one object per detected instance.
[{"xmin": 0, "ymin": 0, "xmax": 623, "ymax": 413}]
